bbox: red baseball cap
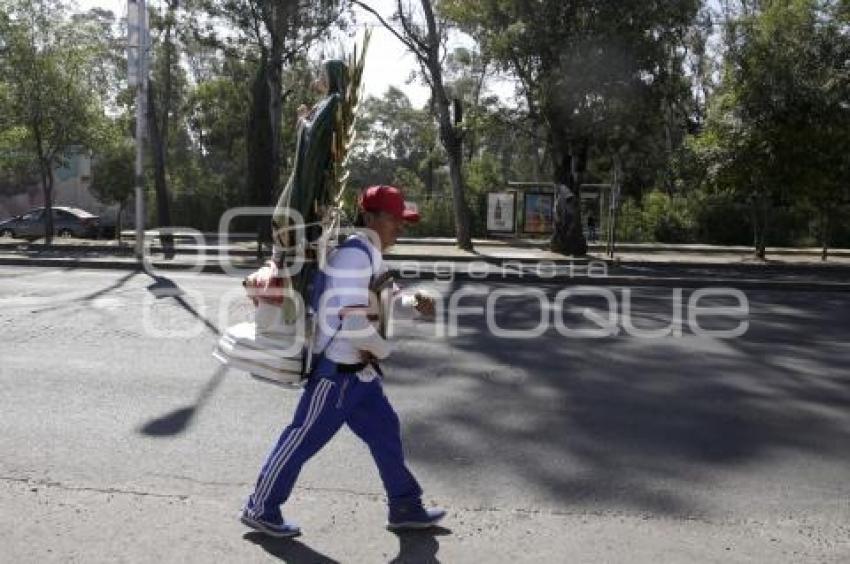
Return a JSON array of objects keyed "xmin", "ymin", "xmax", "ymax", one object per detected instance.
[{"xmin": 358, "ymin": 185, "xmax": 420, "ymax": 223}]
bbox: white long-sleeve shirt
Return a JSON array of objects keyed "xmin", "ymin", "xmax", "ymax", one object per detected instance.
[{"xmin": 314, "ymin": 233, "xmax": 392, "ymax": 381}]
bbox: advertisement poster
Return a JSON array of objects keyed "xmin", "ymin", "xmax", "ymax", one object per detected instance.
[
  {"xmin": 523, "ymin": 192, "xmax": 554, "ymax": 234},
  {"xmin": 487, "ymin": 192, "xmax": 516, "ymax": 234}
]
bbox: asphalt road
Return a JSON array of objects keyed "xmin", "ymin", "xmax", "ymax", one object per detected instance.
[{"xmin": 1, "ymin": 266, "xmax": 848, "ymax": 563}]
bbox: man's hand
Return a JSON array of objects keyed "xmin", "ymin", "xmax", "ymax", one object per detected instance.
[
  {"xmin": 359, "ymin": 350, "xmax": 377, "ymax": 365},
  {"xmin": 243, "ymin": 261, "xmax": 283, "ymax": 306},
  {"xmin": 413, "ymin": 292, "xmax": 436, "ymax": 319}
]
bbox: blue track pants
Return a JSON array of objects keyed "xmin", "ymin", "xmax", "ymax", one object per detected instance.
[{"xmin": 245, "ymin": 357, "xmax": 423, "ymax": 522}]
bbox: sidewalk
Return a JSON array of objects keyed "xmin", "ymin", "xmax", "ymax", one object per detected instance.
[{"xmin": 1, "ymin": 235, "xmax": 848, "ymax": 290}]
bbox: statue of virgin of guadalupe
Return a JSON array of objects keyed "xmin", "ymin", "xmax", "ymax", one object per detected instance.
[
  {"xmin": 215, "ymin": 38, "xmax": 369, "ymax": 387},
  {"xmin": 271, "ymin": 59, "xmax": 348, "ymax": 321}
]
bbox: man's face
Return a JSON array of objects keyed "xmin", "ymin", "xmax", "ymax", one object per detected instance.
[{"xmin": 368, "ymin": 212, "xmax": 406, "ymax": 250}]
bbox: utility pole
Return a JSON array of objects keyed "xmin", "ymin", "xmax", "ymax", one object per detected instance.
[{"xmin": 128, "ymin": 0, "xmax": 148, "ymax": 259}]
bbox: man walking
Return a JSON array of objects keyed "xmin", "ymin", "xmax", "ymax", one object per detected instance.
[{"xmin": 240, "ymin": 185, "xmax": 445, "ymax": 537}]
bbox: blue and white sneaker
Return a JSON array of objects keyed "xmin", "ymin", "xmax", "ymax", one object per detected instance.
[
  {"xmin": 239, "ymin": 510, "xmax": 301, "ymax": 538},
  {"xmin": 387, "ymin": 505, "xmax": 447, "ymax": 531}
]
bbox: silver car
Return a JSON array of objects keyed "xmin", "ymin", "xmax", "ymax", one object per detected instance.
[{"xmin": 0, "ymin": 206, "xmax": 101, "ymax": 240}]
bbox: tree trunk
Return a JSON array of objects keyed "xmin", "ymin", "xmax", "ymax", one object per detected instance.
[
  {"xmin": 37, "ymin": 160, "xmax": 50, "ymax": 243},
  {"xmin": 608, "ymin": 204, "xmax": 619, "ymax": 258},
  {"xmin": 246, "ymin": 55, "xmax": 274, "ymax": 262},
  {"xmin": 751, "ymin": 191, "xmax": 767, "ymax": 259},
  {"xmin": 161, "ymin": 2, "xmax": 175, "ymax": 156},
  {"xmin": 41, "ymin": 162, "xmax": 55, "ymax": 245},
  {"xmin": 150, "ymin": 3, "xmax": 177, "ymax": 255},
  {"xmin": 820, "ymin": 207, "xmax": 830, "ymax": 262},
  {"xmin": 425, "ymin": 99, "xmax": 436, "ymax": 199},
  {"xmin": 147, "ymin": 82, "xmax": 174, "ymax": 257},
  {"xmin": 32, "ymin": 122, "xmax": 54, "ymax": 244},
  {"xmin": 751, "ymin": 200, "xmax": 759, "ymax": 257},
  {"xmin": 663, "ymin": 100, "xmax": 675, "ymax": 195},
  {"xmin": 252, "ymin": 2, "xmax": 293, "ymax": 260},
  {"xmin": 421, "ymin": 0, "xmax": 472, "ymax": 251},
  {"xmin": 607, "ymin": 152, "xmax": 622, "ymax": 258},
  {"xmin": 550, "ymin": 136, "xmax": 588, "ymax": 256},
  {"xmin": 117, "ymin": 200, "xmax": 124, "ymax": 244},
  {"xmin": 434, "ymin": 96, "xmax": 472, "ymax": 250},
  {"xmin": 267, "ymin": 50, "xmax": 283, "ymax": 203},
  {"xmin": 425, "ymin": 152, "xmax": 434, "ymax": 200},
  {"xmin": 262, "ymin": 37, "xmax": 284, "ymax": 258}
]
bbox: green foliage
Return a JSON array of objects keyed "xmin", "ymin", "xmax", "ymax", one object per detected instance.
[
  {"xmin": 443, "ymin": 0, "xmax": 702, "ymax": 254},
  {"xmin": 615, "ymin": 198, "xmax": 645, "ymax": 243},
  {"xmin": 0, "ymin": 125, "xmax": 35, "ymax": 180},
  {"xmin": 0, "ymin": 0, "xmax": 109, "ymax": 169},
  {"xmin": 642, "ymin": 191, "xmax": 693, "ymax": 243},
  {"xmin": 404, "ymin": 197, "xmax": 456, "ymax": 238},
  {"xmin": 691, "ymin": 194, "xmax": 752, "ymax": 246},
  {"xmin": 465, "ymin": 154, "xmax": 502, "ymax": 236},
  {"xmin": 616, "ymin": 191, "xmax": 694, "ymax": 244},
  {"xmin": 90, "ymin": 138, "xmax": 134, "ymax": 208},
  {"xmin": 3, "ymin": 0, "xmax": 847, "ymax": 252},
  {"xmin": 347, "ymin": 87, "xmax": 443, "ymax": 200},
  {"xmin": 695, "ymin": 0, "xmax": 850, "ymax": 253},
  {"xmin": 0, "ymin": 0, "xmax": 114, "ymax": 241},
  {"xmin": 613, "ymin": 190, "xmax": 817, "ymax": 247}
]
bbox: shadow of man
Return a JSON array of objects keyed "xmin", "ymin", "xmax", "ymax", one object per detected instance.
[
  {"xmin": 389, "ymin": 526, "xmax": 451, "ymax": 564},
  {"xmin": 243, "ymin": 532, "xmax": 340, "ymax": 563}
]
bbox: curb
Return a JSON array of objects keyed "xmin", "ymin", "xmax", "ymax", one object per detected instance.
[
  {"xmin": 6, "ymin": 238, "xmax": 850, "ymax": 258},
  {"xmin": 596, "ymin": 259, "xmax": 850, "ymax": 275},
  {"xmin": 0, "ymin": 242, "xmax": 581, "ymax": 264}
]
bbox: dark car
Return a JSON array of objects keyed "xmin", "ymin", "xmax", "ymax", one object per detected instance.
[{"xmin": 0, "ymin": 206, "xmax": 100, "ymax": 240}]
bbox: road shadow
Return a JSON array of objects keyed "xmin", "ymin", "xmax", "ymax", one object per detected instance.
[
  {"xmin": 138, "ymin": 366, "xmax": 227, "ymax": 437},
  {"xmin": 242, "ymin": 532, "xmax": 340, "ymax": 563},
  {"xmin": 146, "ymin": 273, "xmax": 221, "ymax": 335},
  {"xmin": 387, "ymin": 281, "xmax": 850, "ymax": 518},
  {"xmin": 137, "ymin": 274, "xmax": 228, "ymax": 437},
  {"xmin": 389, "ymin": 527, "xmax": 451, "ymax": 564},
  {"xmin": 30, "ymin": 269, "xmax": 139, "ymax": 315},
  {"xmin": 81, "ymin": 270, "xmax": 139, "ymax": 302},
  {"xmin": 0, "ymin": 265, "xmax": 77, "ymax": 279}
]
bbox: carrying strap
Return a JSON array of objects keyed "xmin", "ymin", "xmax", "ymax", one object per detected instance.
[{"xmin": 309, "ymin": 235, "xmax": 376, "ymax": 315}]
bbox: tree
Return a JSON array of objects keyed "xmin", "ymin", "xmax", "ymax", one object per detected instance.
[
  {"xmin": 683, "ymin": 5, "xmax": 719, "ymax": 130},
  {"xmin": 445, "ymin": 0, "xmax": 700, "ymax": 255},
  {"xmin": 702, "ymin": 0, "xmax": 850, "ymax": 258},
  {"xmin": 185, "ymin": 59, "xmax": 252, "ymax": 203},
  {"xmin": 348, "ymin": 87, "xmax": 436, "ymax": 191},
  {"xmin": 198, "ymin": 0, "xmax": 344, "ymax": 254},
  {"xmin": 0, "ymin": 0, "xmax": 107, "ymax": 243},
  {"xmin": 442, "ymin": 46, "xmax": 491, "ymax": 163},
  {"xmin": 146, "ymin": 0, "xmax": 185, "ymax": 242},
  {"xmin": 90, "ymin": 138, "xmax": 135, "ymax": 243},
  {"xmin": 354, "ymin": 0, "xmax": 474, "ymax": 250}
]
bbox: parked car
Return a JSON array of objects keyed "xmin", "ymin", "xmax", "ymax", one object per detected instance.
[
  {"xmin": 96, "ymin": 217, "xmax": 117, "ymax": 239},
  {"xmin": 0, "ymin": 206, "xmax": 101, "ymax": 240}
]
